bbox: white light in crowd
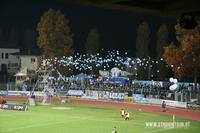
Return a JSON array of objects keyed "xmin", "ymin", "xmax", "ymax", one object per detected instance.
[{"xmin": 41, "ymin": 50, "xmax": 172, "ymax": 76}]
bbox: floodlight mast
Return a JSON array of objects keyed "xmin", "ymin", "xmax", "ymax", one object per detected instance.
[{"xmin": 26, "ymin": 60, "xmax": 56, "ymax": 105}]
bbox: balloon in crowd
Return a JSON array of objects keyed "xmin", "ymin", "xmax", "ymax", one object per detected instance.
[{"xmin": 169, "ymin": 77, "xmax": 178, "ymax": 91}]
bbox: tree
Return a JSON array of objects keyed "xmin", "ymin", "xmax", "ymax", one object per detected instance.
[
  {"xmin": 9, "ymin": 28, "xmax": 19, "ymax": 47},
  {"xmin": 24, "ymin": 29, "xmax": 35, "ymax": 49},
  {"xmin": 37, "ymin": 8, "xmax": 74, "ymax": 58},
  {"xmin": 85, "ymin": 28, "xmax": 101, "ymax": 54},
  {"xmin": 163, "ymin": 17, "xmax": 200, "ymax": 81},
  {"xmin": 136, "ymin": 21, "xmax": 151, "ymax": 58},
  {"xmin": 156, "ymin": 24, "xmax": 169, "ymax": 80},
  {"xmin": 136, "ymin": 21, "xmax": 151, "ymax": 79},
  {"xmin": 0, "ymin": 29, "xmax": 4, "ymax": 43},
  {"xmin": 157, "ymin": 24, "xmax": 169, "ymax": 57}
]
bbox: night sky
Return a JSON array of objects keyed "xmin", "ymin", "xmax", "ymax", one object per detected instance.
[{"xmin": 0, "ymin": 0, "xmax": 176, "ymax": 56}]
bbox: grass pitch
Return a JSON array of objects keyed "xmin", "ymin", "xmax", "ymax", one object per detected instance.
[{"xmin": 0, "ymin": 103, "xmax": 200, "ymax": 133}]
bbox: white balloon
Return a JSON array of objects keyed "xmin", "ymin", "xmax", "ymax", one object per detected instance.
[
  {"xmin": 174, "ymin": 84, "xmax": 178, "ymax": 89},
  {"xmin": 169, "ymin": 77, "xmax": 174, "ymax": 82},
  {"xmin": 173, "ymin": 79, "xmax": 178, "ymax": 83},
  {"xmin": 169, "ymin": 84, "xmax": 178, "ymax": 91},
  {"xmin": 169, "ymin": 86, "xmax": 175, "ymax": 91}
]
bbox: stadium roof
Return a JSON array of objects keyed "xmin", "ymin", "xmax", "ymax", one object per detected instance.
[{"xmin": 58, "ymin": 0, "xmax": 200, "ymax": 18}]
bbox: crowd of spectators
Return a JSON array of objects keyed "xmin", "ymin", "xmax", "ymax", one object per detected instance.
[
  {"xmin": 16, "ymin": 75, "xmax": 197, "ymax": 101},
  {"xmin": 51, "ymin": 79, "xmax": 192, "ymax": 100}
]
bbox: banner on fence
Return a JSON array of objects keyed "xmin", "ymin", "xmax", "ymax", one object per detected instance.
[
  {"xmin": 83, "ymin": 90, "xmax": 128, "ymax": 100},
  {"xmin": 132, "ymin": 94, "xmax": 148, "ymax": 103},
  {"xmin": 83, "ymin": 90, "xmax": 102, "ymax": 100},
  {"xmin": 132, "ymin": 93, "xmax": 187, "ymax": 108},
  {"xmin": 0, "ymin": 103, "xmax": 27, "ymax": 111},
  {"xmin": 0, "ymin": 91, "xmax": 8, "ymax": 96},
  {"xmin": 98, "ymin": 91, "xmax": 108, "ymax": 100},
  {"xmin": 7, "ymin": 91, "xmax": 45, "ymax": 96},
  {"xmin": 67, "ymin": 90, "xmax": 84, "ymax": 96},
  {"xmin": 108, "ymin": 92, "xmax": 128, "ymax": 100},
  {"xmin": 144, "ymin": 98, "xmax": 187, "ymax": 108}
]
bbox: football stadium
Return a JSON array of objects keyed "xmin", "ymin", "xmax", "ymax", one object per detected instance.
[{"xmin": 1, "ymin": 0, "xmax": 200, "ymax": 133}]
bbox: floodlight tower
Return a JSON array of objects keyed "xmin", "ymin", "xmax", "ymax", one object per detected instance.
[{"xmin": 30, "ymin": 59, "xmax": 55, "ymax": 104}]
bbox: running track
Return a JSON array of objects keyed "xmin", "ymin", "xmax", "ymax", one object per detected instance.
[{"xmin": 3, "ymin": 96, "xmax": 200, "ymax": 121}]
